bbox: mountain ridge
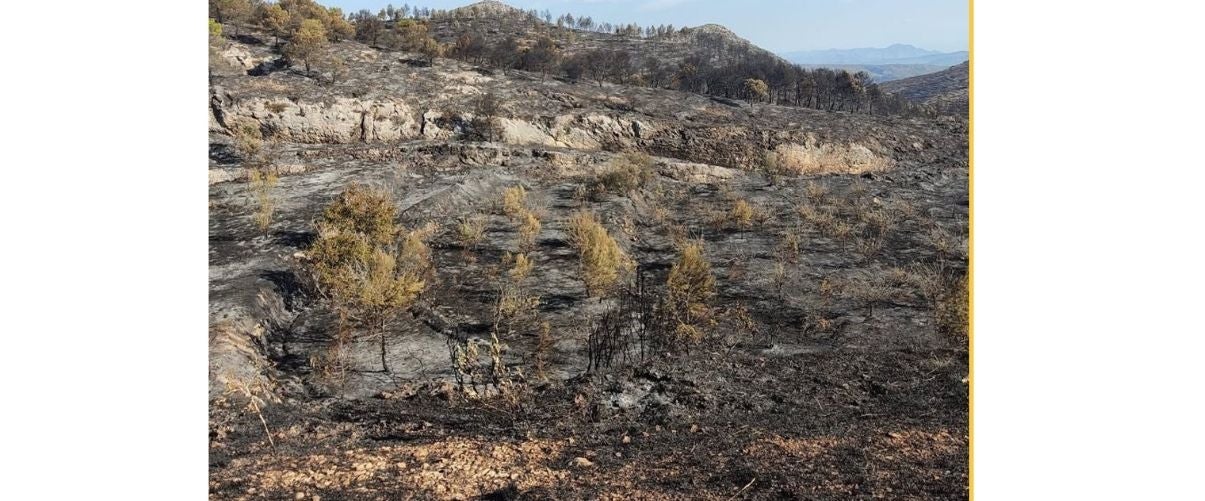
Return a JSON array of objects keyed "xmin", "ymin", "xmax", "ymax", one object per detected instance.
[{"xmin": 783, "ymin": 44, "xmax": 968, "ymax": 66}]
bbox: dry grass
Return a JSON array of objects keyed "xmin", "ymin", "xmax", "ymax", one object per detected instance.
[
  {"xmin": 936, "ymin": 275, "xmax": 969, "ymax": 342},
  {"xmin": 842, "ymin": 271, "xmax": 899, "ymax": 319},
  {"xmin": 248, "ymin": 168, "xmax": 279, "ymax": 236},
  {"xmin": 566, "ymin": 211, "xmax": 630, "ymax": 297},
  {"xmin": 222, "ymin": 371, "xmax": 282, "ymax": 449},
  {"xmin": 501, "ymin": 185, "xmax": 528, "ymax": 217},
  {"xmin": 730, "ymin": 199, "xmax": 756, "ymax": 230},
  {"xmin": 666, "ymin": 242, "xmax": 716, "ymax": 345},
  {"xmin": 593, "ymin": 151, "xmax": 653, "ymax": 196},
  {"xmin": 778, "ymin": 229, "xmax": 802, "ymax": 262},
  {"xmin": 456, "ymin": 214, "xmax": 486, "ymax": 250},
  {"xmin": 505, "ymin": 252, "xmax": 534, "ymax": 281},
  {"xmin": 926, "ymin": 223, "xmax": 966, "ymax": 262},
  {"xmin": 805, "ymin": 180, "xmax": 830, "ymax": 203},
  {"xmin": 518, "ymin": 210, "xmax": 541, "ymax": 251},
  {"xmin": 798, "ymin": 203, "xmax": 838, "ymax": 233}
]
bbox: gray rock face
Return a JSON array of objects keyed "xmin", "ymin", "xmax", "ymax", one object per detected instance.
[
  {"xmin": 211, "ymin": 94, "xmax": 419, "ymax": 143},
  {"xmin": 208, "ymin": 37, "xmax": 965, "ymax": 175}
]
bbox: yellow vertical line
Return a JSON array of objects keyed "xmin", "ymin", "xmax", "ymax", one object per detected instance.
[{"xmin": 967, "ymin": 0, "xmax": 975, "ymax": 500}]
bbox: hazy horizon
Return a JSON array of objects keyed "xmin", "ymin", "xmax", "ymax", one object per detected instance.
[{"xmin": 319, "ymin": 0, "xmax": 970, "ymax": 54}]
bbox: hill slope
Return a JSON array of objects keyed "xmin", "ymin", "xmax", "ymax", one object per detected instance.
[
  {"xmin": 431, "ymin": 5, "xmax": 788, "ymax": 69},
  {"xmin": 207, "ymin": 4, "xmax": 969, "ymax": 498},
  {"xmin": 881, "ymin": 61, "xmax": 969, "ymax": 116}
]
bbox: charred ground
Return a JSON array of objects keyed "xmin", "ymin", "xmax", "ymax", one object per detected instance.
[{"xmin": 208, "ymin": 4, "xmax": 969, "ymax": 498}]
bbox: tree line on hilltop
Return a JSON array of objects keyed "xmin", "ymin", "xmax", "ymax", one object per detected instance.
[{"xmin": 210, "ymin": 0, "xmax": 933, "ymax": 116}]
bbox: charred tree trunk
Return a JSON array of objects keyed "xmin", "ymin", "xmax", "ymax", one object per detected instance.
[{"xmin": 379, "ymin": 322, "xmax": 390, "ymax": 373}]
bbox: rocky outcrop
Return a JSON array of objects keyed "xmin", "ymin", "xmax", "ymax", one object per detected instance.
[
  {"xmin": 219, "ymin": 44, "xmax": 268, "ymax": 70},
  {"xmin": 209, "ymin": 91, "xmax": 420, "ymax": 143}
]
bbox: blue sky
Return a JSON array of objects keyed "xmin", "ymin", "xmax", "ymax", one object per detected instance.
[{"xmin": 321, "ymin": 0, "xmax": 969, "ymax": 53}]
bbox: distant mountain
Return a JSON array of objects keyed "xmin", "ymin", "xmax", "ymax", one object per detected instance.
[
  {"xmin": 881, "ymin": 61, "xmax": 969, "ymax": 116},
  {"xmin": 782, "ymin": 44, "xmax": 968, "ymax": 66},
  {"xmin": 794, "ymin": 63, "xmax": 949, "ymax": 83}
]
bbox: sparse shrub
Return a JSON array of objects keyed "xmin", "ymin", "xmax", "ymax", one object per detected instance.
[
  {"xmin": 843, "ymin": 273, "xmax": 894, "ymax": 319},
  {"xmin": 805, "ymin": 181, "xmax": 829, "ymax": 203},
  {"xmin": 772, "ymin": 259, "xmax": 789, "ymax": 296},
  {"xmin": 760, "ymin": 149, "xmax": 791, "ymax": 183},
  {"xmin": 666, "ymin": 222, "xmax": 689, "ymax": 249},
  {"xmin": 594, "ymin": 151, "xmax": 653, "ymax": 196},
  {"xmin": 853, "ymin": 201, "xmax": 898, "ymax": 260},
  {"xmin": 779, "ymin": 229, "xmax": 802, "ymax": 262},
  {"xmin": 566, "ymin": 211, "xmax": 630, "ymax": 297},
  {"xmin": 447, "ymin": 338, "xmax": 483, "ymax": 395},
  {"xmin": 208, "ymin": 18, "xmax": 223, "ymax": 42},
  {"xmin": 798, "ymin": 203, "xmax": 836, "ymax": 233},
  {"xmin": 306, "ymin": 184, "xmax": 428, "ymax": 373},
  {"xmin": 231, "ymin": 120, "xmax": 264, "ymax": 163},
  {"xmin": 653, "ymin": 206, "xmax": 671, "ymax": 225},
  {"xmin": 453, "ymin": 254, "xmax": 532, "ymax": 402},
  {"xmin": 666, "ymin": 242, "xmax": 716, "ymax": 345},
  {"xmin": 456, "ymin": 215, "xmax": 486, "ymax": 250},
  {"xmin": 494, "ymin": 252, "xmax": 541, "ymax": 344},
  {"xmin": 317, "ymin": 53, "xmax": 348, "ymax": 86},
  {"xmin": 572, "ymin": 184, "xmax": 589, "ymax": 206},
  {"xmin": 248, "ymin": 168, "xmax": 278, "ymax": 236},
  {"xmin": 831, "ymin": 221, "xmax": 854, "ymax": 249},
  {"xmin": 222, "ymin": 372, "xmax": 281, "ymax": 449},
  {"xmin": 849, "ymin": 178, "xmax": 870, "ymax": 200},
  {"xmin": 506, "ymin": 252, "xmax": 534, "ymax": 281},
  {"xmin": 319, "ymin": 183, "xmax": 397, "ymax": 246},
  {"xmin": 907, "ymin": 265, "xmax": 969, "ymax": 344},
  {"xmin": 518, "ymin": 210, "xmax": 541, "ymax": 251},
  {"xmin": 470, "ymin": 91, "xmax": 503, "ymax": 142},
  {"xmin": 501, "ymin": 185, "xmax": 528, "ymax": 217},
  {"xmin": 926, "ymin": 223, "xmax": 965, "ymax": 262},
  {"xmin": 936, "ymin": 274, "xmax": 970, "ymax": 342},
  {"xmin": 619, "ymin": 214, "xmax": 638, "ymax": 241},
  {"xmin": 887, "ymin": 198, "xmax": 918, "ymax": 221},
  {"xmin": 861, "ymin": 205, "xmax": 898, "ymax": 237},
  {"xmin": 855, "ymin": 237, "xmax": 884, "ymax": 261},
  {"xmin": 729, "ymin": 199, "xmax": 756, "ymax": 230},
  {"xmin": 265, "ymin": 101, "xmax": 288, "ymax": 114}
]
